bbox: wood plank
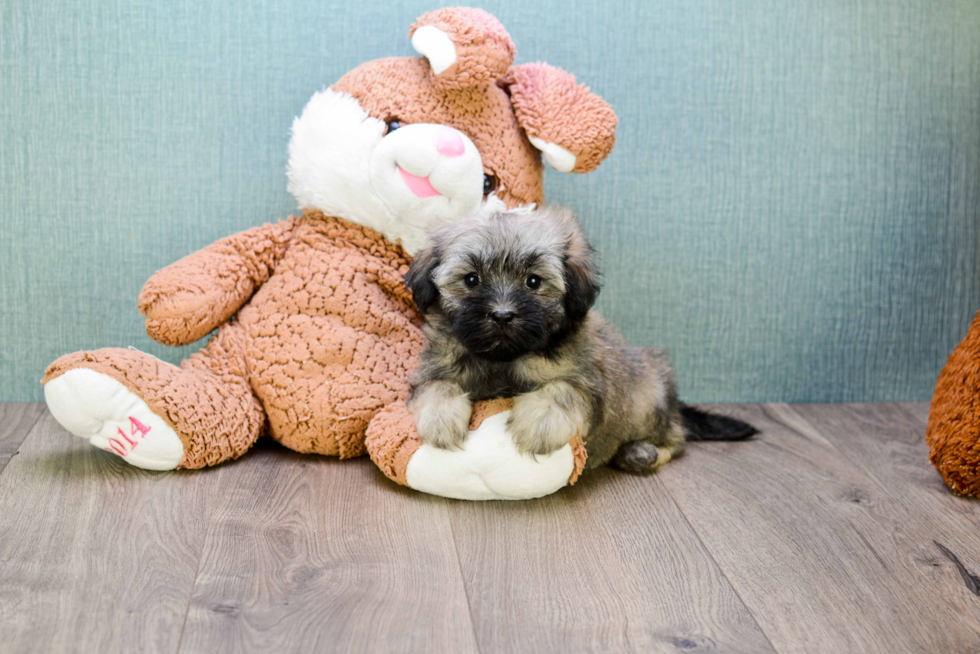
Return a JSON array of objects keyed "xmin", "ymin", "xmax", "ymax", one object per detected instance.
[
  {"xmin": 0, "ymin": 410, "xmax": 220, "ymax": 654},
  {"xmin": 901, "ymin": 402, "xmax": 931, "ymax": 425},
  {"xmin": 788, "ymin": 403, "xmax": 980, "ymax": 594},
  {"xmin": 447, "ymin": 468, "xmax": 776, "ymax": 654},
  {"xmin": 793, "ymin": 402, "xmax": 979, "ymax": 527},
  {"xmin": 5, "ymin": 402, "xmax": 978, "ymax": 653},
  {"xmin": 899, "ymin": 400, "xmax": 979, "ymax": 514},
  {"xmin": 658, "ymin": 404, "xmax": 980, "ymax": 654},
  {"xmin": 0, "ymin": 402, "xmax": 45, "ymax": 474},
  {"xmin": 178, "ymin": 445, "xmax": 479, "ymax": 654}
]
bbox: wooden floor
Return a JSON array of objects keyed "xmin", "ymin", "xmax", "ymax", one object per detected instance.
[{"xmin": 0, "ymin": 403, "xmax": 978, "ymax": 653}]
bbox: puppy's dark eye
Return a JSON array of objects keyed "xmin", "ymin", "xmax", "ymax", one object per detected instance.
[
  {"xmin": 464, "ymin": 273, "xmax": 480, "ymax": 288},
  {"xmin": 526, "ymin": 275, "xmax": 541, "ymax": 290},
  {"xmin": 483, "ymin": 174, "xmax": 497, "ymax": 196},
  {"xmin": 385, "ymin": 120, "xmax": 403, "ymax": 135}
]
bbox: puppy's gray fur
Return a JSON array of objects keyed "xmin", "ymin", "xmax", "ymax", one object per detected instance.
[{"xmin": 405, "ymin": 206, "xmax": 688, "ymax": 472}]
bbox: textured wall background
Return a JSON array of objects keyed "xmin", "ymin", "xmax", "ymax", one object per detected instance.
[{"xmin": 1, "ymin": 0, "xmax": 979, "ymax": 402}]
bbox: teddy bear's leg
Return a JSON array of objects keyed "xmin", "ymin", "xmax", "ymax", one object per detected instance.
[
  {"xmin": 366, "ymin": 399, "xmax": 588, "ymax": 500},
  {"xmin": 43, "ymin": 322, "xmax": 264, "ymax": 470}
]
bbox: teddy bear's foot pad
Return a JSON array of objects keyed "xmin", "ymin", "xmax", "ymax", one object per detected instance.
[
  {"xmin": 405, "ymin": 410, "xmax": 578, "ymax": 500},
  {"xmin": 44, "ymin": 368, "xmax": 183, "ymax": 470}
]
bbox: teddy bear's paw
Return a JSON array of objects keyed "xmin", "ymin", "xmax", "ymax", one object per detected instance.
[
  {"xmin": 44, "ymin": 368, "xmax": 183, "ymax": 470},
  {"xmin": 405, "ymin": 410, "xmax": 577, "ymax": 500}
]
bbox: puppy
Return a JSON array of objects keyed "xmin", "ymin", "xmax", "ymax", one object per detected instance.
[{"xmin": 404, "ymin": 206, "xmax": 756, "ymax": 473}]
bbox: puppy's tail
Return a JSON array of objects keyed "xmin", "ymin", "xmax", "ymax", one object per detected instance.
[{"xmin": 680, "ymin": 404, "xmax": 758, "ymax": 441}]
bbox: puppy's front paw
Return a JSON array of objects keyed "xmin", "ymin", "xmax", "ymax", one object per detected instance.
[
  {"xmin": 416, "ymin": 409, "xmax": 469, "ymax": 451},
  {"xmin": 508, "ymin": 392, "xmax": 583, "ymax": 456},
  {"xmin": 409, "ymin": 382, "xmax": 472, "ymax": 451}
]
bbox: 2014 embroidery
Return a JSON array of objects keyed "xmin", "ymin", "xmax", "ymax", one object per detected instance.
[{"xmin": 104, "ymin": 417, "xmax": 152, "ymax": 456}]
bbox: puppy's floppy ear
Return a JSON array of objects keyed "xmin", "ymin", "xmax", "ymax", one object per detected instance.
[
  {"xmin": 562, "ymin": 219, "xmax": 601, "ymax": 321},
  {"xmin": 405, "ymin": 245, "xmax": 440, "ymax": 314}
]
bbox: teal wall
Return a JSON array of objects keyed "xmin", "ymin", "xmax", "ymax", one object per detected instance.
[{"xmin": 2, "ymin": 0, "xmax": 979, "ymax": 402}]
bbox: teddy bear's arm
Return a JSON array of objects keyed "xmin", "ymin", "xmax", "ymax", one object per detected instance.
[{"xmin": 138, "ymin": 219, "xmax": 295, "ymax": 346}]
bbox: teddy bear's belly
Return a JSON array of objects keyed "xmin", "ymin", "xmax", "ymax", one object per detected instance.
[{"xmin": 236, "ymin": 256, "xmax": 423, "ymax": 458}]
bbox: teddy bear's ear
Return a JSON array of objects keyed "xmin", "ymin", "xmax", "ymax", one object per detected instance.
[
  {"xmin": 500, "ymin": 63, "xmax": 617, "ymax": 174},
  {"xmin": 409, "ymin": 7, "xmax": 515, "ymax": 89}
]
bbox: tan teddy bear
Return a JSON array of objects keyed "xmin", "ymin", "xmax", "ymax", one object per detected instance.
[
  {"xmin": 927, "ymin": 309, "xmax": 980, "ymax": 496},
  {"xmin": 42, "ymin": 8, "xmax": 616, "ymax": 494}
]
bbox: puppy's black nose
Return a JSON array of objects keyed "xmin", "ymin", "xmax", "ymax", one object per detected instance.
[{"xmin": 490, "ymin": 309, "xmax": 515, "ymax": 325}]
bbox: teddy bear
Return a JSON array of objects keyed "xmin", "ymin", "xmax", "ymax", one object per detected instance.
[
  {"xmin": 41, "ymin": 7, "xmax": 617, "ymax": 496},
  {"xmin": 927, "ymin": 309, "xmax": 980, "ymax": 497}
]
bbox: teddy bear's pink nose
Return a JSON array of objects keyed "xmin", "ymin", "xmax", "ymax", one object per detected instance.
[{"xmin": 435, "ymin": 126, "xmax": 465, "ymax": 158}]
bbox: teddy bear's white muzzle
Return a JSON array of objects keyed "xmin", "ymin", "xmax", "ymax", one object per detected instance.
[{"xmin": 369, "ymin": 123, "xmax": 484, "ymax": 230}]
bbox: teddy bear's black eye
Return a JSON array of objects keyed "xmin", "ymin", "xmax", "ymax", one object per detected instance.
[
  {"xmin": 483, "ymin": 174, "xmax": 497, "ymax": 196},
  {"xmin": 464, "ymin": 273, "xmax": 480, "ymax": 288},
  {"xmin": 526, "ymin": 274, "xmax": 541, "ymax": 290},
  {"xmin": 385, "ymin": 120, "xmax": 403, "ymax": 135}
]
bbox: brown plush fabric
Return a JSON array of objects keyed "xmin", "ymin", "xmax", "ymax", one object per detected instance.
[
  {"xmin": 364, "ymin": 401, "xmax": 422, "ymax": 487},
  {"xmin": 410, "ymin": 8, "xmax": 515, "ymax": 90},
  {"xmin": 139, "ymin": 220, "xmax": 295, "ymax": 347},
  {"xmin": 46, "ymin": 211, "xmax": 424, "ymax": 466},
  {"xmin": 501, "ymin": 63, "xmax": 618, "ymax": 174},
  {"xmin": 568, "ymin": 436, "xmax": 587, "ymax": 485},
  {"xmin": 927, "ymin": 309, "xmax": 980, "ymax": 496},
  {"xmin": 468, "ymin": 397, "xmax": 513, "ymax": 429}
]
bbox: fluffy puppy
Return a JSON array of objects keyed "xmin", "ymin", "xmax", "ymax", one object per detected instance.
[{"xmin": 404, "ymin": 206, "xmax": 756, "ymax": 472}]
